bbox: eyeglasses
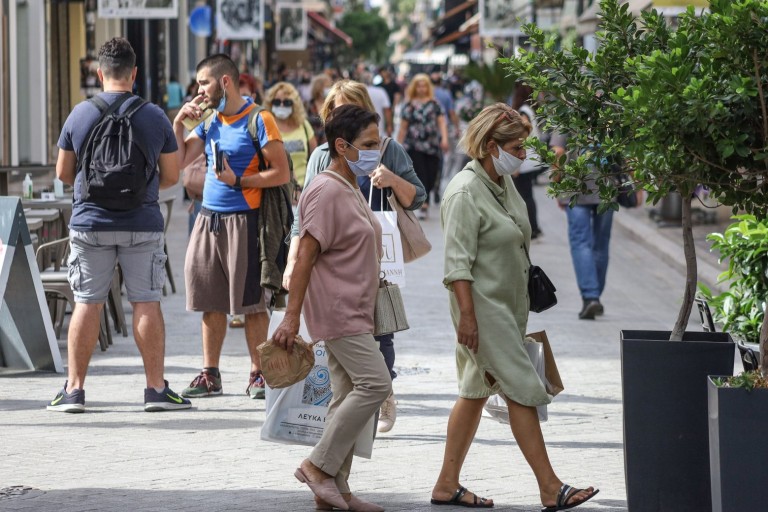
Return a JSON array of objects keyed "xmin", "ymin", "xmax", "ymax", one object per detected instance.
[
  {"xmin": 271, "ymin": 99, "xmax": 294, "ymax": 107},
  {"xmin": 492, "ymin": 109, "xmax": 518, "ymax": 129}
]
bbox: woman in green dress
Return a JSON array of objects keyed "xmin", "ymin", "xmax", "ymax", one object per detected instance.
[{"xmin": 431, "ymin": 103, "xmax": 599, "ymax": 511}]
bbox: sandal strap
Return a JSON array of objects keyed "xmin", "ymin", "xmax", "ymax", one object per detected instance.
[
  {"xmin": 451, "ymin": 486, "xmax": 468, "ymax": 503},
  {"xmin": 557, "ymin": 484, "xmax": 580, "ymax": 507}
]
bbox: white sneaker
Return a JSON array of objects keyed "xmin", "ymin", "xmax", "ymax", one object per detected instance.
[{"xmin": 377, "ymin": 392, "xmax": 397, "ymax": 433}]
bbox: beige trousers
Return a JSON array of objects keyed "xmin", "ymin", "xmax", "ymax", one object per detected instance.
[{"xmin": 309, "ymin": 333, "xmax": 392, "ymax": 493}]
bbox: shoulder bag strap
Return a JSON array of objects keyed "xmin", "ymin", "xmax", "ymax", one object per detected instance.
[
  {"xmin": 367, "ymin": 137, "xmax": 392, "ymax": 210},
  {"xmin": 464, "ymin": 168, "xmax": 533, "ymax": 266}
]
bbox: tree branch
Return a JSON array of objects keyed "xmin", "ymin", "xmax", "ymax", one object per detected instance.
[{"xmin": 753, "ymin": 49, "xmax": 768, "ymax": 148}]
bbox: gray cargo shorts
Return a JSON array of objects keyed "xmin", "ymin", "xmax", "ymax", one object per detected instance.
[{"xmin": 67, "ymin": 230, "xmax": 166, "ymax": 303}]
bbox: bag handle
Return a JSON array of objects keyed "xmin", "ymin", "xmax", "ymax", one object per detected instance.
[{"xmin": 368, "ymin": 137, "xmax": 392, "ymax": 212}]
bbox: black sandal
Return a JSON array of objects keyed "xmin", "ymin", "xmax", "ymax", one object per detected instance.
[
  {"xmin": 431, "ymin": 486, "xmax": 493, "ymax": 508},
  {"xmin": 541, "ymin": 484, "xmax": 599, "ymax": 512}
]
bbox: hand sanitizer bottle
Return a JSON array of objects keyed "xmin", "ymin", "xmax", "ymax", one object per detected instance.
[
  {"xmin": 54, "ymin": 177, "xmax": 65, "ymax": 198},
  {"xmin": 23, "ymin": 173, "xmax": 34, "ymax": 199}
]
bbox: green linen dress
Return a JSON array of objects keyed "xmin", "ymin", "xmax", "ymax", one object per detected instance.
[{"xmin": 440, "ymin": 160, "xmax": 550, "ymax": 406}]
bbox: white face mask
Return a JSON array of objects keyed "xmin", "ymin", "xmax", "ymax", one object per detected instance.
[
  {"xmin": 492, "ymin": 147, "xmax": 524, "ymax": 176},
  {"xmin": 273, "ymin": 106, "xmax": 292, "ymax": 120}
]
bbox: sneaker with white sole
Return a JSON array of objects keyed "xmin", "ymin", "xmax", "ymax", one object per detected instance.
[
  {"xmin": 144, "ymin": 381, "xmax": 192, "ymax": 412},
  {"xmin": 377, "ymin": 392, "xmax": 397, "ymax": 433},
  {"xmin": 46, "ymin": 382, "xmax": 85, "ymax": 413}
]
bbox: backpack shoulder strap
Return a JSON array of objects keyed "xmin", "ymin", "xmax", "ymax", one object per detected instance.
[
  {"xmin": 247, "ymin": 105, "xmax": 268, "ymax": 171},
  {"xmin": 122, "ymin": 96, "xmax": 148, "ymax": 118}
]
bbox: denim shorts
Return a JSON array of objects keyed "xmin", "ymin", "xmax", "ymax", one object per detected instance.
[{"xmin": 67, "ymin": 230, "xmax": 166, "ymax": 303}]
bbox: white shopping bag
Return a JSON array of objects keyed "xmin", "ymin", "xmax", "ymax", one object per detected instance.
[
  {"xmin": 262, "ymin": 311, "xmax": 376, "ymax": 458},
  {"xmin": 370, "ymin": 183, "xmax": 406, "ymax": 288},
  {"xmin": 483, "ymin": 339, "xmax": 549, "ymax": 423}
]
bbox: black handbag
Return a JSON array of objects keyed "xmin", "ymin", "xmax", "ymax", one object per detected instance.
[
  {"xmin": 616, "ymin": 174, "xmax": 638, "ymax": 208},
  {"xmin": 528, "ymin": 264, "xmax": 558, "ymax": 313}
]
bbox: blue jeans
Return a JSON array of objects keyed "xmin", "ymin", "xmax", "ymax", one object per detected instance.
[
  {"xmin": 376, "ymin": 334, "xmax": 396, "ymax": 380},
  {"xmin": 565, "ymin": 205, "xmax": 613, "ymax": 300}
]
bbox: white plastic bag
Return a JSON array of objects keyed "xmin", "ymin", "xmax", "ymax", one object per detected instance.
[
  {"xmin": 262, "ymin": 311, "xmax": 376, "ymax": 458},
  {"xmin": 484, "ymin": 338, "xmax": 549, "ymax": 423},
  {"xmin": 370, "ymin": 183, "xmax": 406, "ymax": 288}
]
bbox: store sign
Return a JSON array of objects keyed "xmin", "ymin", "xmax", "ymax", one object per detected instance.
[
  {"xmin": 216, "ymin": 0, "xmax": 264, "ymax": 40},
  {"xmin": 0, "ymin": 197, "xmax": 62, "ymax": 372},
  {"xmin": 98, "ymin": 0, "xmax": 179, "ymax": 20}
]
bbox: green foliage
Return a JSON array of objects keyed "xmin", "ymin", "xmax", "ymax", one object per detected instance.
[
  {"xmin": 337, "ymin": 9, "xmax": 391, "ymax": 64},
  {"xmin": 712, "ymin": 371, "xmax": 768, "ymax": 391},
  {"xmin": 501, "ymin": 0, "xmax": 768, "ymax": 212},
  {"xmin": 462, "ymin": 60, "xmax": 517, "ymax": 103},
  {"xmin": 698, "ymin": 215, "xmax": 768, "ymax": 343}
]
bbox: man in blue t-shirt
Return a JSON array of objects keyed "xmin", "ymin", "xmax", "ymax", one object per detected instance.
[
  {"xmin": 173, "ymin": 54, "xmax": 290, "ymax": 400},
  {"xmin": 48, "ymin": 37, "xmax": 190, "ymax": 414}
]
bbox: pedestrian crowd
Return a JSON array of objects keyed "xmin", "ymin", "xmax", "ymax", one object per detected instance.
[{"xmin": 46, "ymin": 37, "xmax": 604, "ymax": 512}]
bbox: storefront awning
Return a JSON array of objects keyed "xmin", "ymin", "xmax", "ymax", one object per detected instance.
[
  {"xmin": 308, "ymin": 11, "xmax": 352, "ymax": 47},
  {"xmin": 401, "ymin": 45, "xmax": 469, "ymax": 66}
]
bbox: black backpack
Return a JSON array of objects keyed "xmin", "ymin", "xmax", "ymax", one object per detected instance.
[{"xmin": 77, "ymin": 92, "xmax": 152, "ymax": 211}]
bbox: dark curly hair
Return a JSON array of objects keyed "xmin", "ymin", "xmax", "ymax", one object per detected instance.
[
  {"xmin": 324, "ymin": 104, "xmax": 380, "ymax": 159},
  {"xmin": 196, "ymin": 54, "xmax": 240, "ymax": 83},
  {"xmin": 97, "ymin": 38, "xmax": 136, "ymax": 81}
]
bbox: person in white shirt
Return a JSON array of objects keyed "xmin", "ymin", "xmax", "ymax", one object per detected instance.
[{"xmin": 360, "ymin": 71, "xmax": 392, "ymax": 138}]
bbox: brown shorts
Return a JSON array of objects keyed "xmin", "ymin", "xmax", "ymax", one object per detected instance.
[{"xmin": 185, "ymin": 208, "xmax": 270, "ymax": 314}]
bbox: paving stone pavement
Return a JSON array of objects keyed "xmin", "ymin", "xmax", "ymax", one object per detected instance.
[{"xmin": 0, "ymin": 183, "xmax": 719, "ymax": 512}]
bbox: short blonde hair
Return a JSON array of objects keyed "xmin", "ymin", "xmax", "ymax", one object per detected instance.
[
  {"xmin": 264, "ymin": 81, "xmax": 307, "ymax": 126},
  {"xmin": 405, "ymin": 73, "xmax": 434, "ymax": 101},
  {"xmin": 319, "ymin": 79, "xmax": 375, "ymax": 121},
  {"xmin": 459, "ymin": 103, "xmax": 532, "ymax": 160}
]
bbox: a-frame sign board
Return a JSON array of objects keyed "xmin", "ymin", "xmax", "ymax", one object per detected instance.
[{"xmin": 0, "ymin": 197, "xmax": 63, "ymax": 372}]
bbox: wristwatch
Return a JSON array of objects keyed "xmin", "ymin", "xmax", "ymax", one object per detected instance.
[{"xmin": 234, "ymin": 175, "xmax": 242, "ymax": 189}]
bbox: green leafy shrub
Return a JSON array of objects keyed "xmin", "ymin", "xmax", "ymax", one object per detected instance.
[
  {"xmin": 698, "ymin": 215, "xmax": 768, "ymax": 343},
  {"xmin": 712, "ymin": 370, "xmax": 768, "ymax": 391}
]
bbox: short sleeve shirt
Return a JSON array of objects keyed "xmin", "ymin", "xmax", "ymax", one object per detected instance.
[
  {"xmin": 57, "ymin": 92, "xmax": 177, "ymax": 232},
  {"xmin": 298, "ymin": 172, "xmax": 382, "ymax": 342},
  {"xmin": 280, "ymin": 119, "xmax": 314, "ymax": 187},
  {"xmin": 194, "ymin": 100, "xmax": 282, "ymax": 212},
  {"xmin": 401, "ymin": 99, "xmax": 445, "ymax": 155}
]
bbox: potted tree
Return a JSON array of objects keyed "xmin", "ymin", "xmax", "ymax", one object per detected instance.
[{"xmin": 503, "ymin": 0, "xmax": 767, "ymax": 510}]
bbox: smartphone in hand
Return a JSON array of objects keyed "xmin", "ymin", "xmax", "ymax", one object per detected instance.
[{"xmin": 211, "ymin": 140, "xmax": 228, "ymax": 174}]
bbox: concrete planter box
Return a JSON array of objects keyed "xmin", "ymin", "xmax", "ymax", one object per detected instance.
[
  {"xmin": 707, "ymin": 376, "xmax": 768, "ymax": 512},
  {"xmin": 620, "ymin": 330, "xmax": 734, "ymax": 512}
]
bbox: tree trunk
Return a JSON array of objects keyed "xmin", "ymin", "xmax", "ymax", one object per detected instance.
[
  {"xmin": 670, "ymin": 195, "xmax": 697, "ymax": 341},
  {"xmin": 761, "ymin": 302, "xmax": 768, "ymax": 378}
]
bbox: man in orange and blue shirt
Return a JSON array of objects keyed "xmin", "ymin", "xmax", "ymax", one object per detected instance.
[{"xmin": 173, "ymin": 54, "xmax": 290, "ymax": 399}]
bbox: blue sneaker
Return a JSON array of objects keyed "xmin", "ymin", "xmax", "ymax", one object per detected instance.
[
  {"xmin": 144, "ymin": 381, "xmax": 192, "ymax": 412},
  {"xmin": 47, "ymin": 382, "xmax": 85, "ymax": 413}
]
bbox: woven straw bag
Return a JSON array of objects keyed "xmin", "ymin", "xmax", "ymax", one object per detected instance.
[{"xmin": 373, "ymin": 279, "xmax": 410, "ymax": 336}]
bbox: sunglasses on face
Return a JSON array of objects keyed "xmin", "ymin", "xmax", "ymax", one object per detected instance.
[{"xmin": 271, "ymin": 99, "xmax": 294, "ymax": 107}]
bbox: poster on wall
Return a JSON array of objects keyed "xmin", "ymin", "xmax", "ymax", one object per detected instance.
[
  {"xmin": 98, "ymin": 0, "xmax": 179, "ymax": 19},
  {"xmin": 479, "ymin": 0, "xmax": 529, "ymax": 37},
  {"xmin": 216, "ymin": 0, "xmax": 264, "ymax": 41},
  {"xmin": 275, "ymin": 2, "xmax": 307, "ymax": 51}
]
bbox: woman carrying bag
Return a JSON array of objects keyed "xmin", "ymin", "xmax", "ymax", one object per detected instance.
[
  {"xmin": 432, "ymin": 103, "xmax": 598, "ymax": 511},
  {"xmin": 272, "ymin": 105, "xmax": 392, "ymax": 512}
]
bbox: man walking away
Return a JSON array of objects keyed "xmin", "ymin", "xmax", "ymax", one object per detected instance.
[{"xmin": 48, "ymin": 37, "xmax": 190, "ymax": 413}]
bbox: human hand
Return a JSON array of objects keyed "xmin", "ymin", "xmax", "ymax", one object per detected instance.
[
  {"xmin": 272, "ymin": 314, "xmax": 301, "ymax": 354},
  {"xmin": 440, "ymin": 139, "xmax": 450, "ymax": 153},
  {"xmin": 457, "ymin": 311, "xmax": 479, "ymax": 353},
  {"xmin": 216, "ymin": 157, "xmax": 237, "ymax": 186},
  {"xmin": 369, "ymin": 165, "xmax": 396, "ymax": 189},
  {"xmin": 175, "ymin": 94, "xmax": 207, "ymax": 127},
  {"xmin": 282, "ymin": 260, "xmax": 294, "ymax": 291}
]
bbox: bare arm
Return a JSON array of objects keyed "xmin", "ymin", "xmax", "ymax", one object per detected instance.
[
  {"xmin": 397, "ymin": 119, "xmax": 408, "ymax": 145},
  {"xmin": 438, "ymin": 115, "xmax": 449, "ymax": 153},
  {"xmin": 308, "ymin": 135, "xmax": 318, "ymax": 156},
  {"xmin": 157, "ymin": 151, "xmax": 180, "ymax": 189},
  {"xmin": 383, "ymin": 106, "xmax": 393, "ymax": 137},
  {"xmin": 452, "ymin": 280, "xmax": 479, "ymax": 353},
  {"xmin": 56, "ymin": 149, "xmax": 77, "ymax": 186},
  {"xmin": 271, "ymin": 233, "xmax": 321, "ymax": 353},
  {"xmin": 370, "ymin": 164, "xmax": 416, "ymax": 208}
]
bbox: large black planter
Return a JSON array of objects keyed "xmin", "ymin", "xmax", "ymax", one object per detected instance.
[
  {"xmin": 620, "ymin": 330, "xmax": 734, "ymax": 512},
  {"xmin": 707, "ymin": 376, "xmax": 768, "ymax": 512}
]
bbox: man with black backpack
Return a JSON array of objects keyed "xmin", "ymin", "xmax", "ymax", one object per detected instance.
[
  {"xmin": 173, "ymin": 54, "xmax": 291, "ymax": 400},
  {"xmin": 48, "ymin": 37, "xmax": 190, "ymax": 413}
]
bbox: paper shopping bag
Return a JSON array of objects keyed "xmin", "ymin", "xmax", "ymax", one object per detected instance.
[
  {"xmin": 262, "ymin": 311, "xmax": 375, "ymax": 458},
  {"xmin": 526, "ymin": 330, "xmax": 564, "ymax": 396},
  {"xmin": 372, "ymin": 210, "xmax": 406, "ymax": 288}
]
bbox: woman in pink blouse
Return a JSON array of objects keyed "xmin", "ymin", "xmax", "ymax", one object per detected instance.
[{"xmin": 272, "ymin": 104, "xmax": 391, "ymax": 512}]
